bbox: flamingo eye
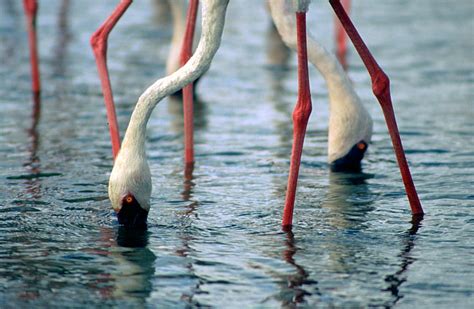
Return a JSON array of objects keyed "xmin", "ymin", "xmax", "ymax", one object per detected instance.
[
  {"xmin": 125, "ymin": 195, "xmax": 133, "ymax": 203},
  {"xmin": 357, "ymin": 142, "xmax": 366, "ymax": 150}
]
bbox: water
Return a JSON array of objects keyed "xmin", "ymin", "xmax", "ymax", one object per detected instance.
[{"xmin": 1, "ymin": 0, "xmax": 473, "ymax": 307}]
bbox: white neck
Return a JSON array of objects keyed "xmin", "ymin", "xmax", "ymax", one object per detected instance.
[
  {"xmin": 268, "ymin": 0, "xmax": 373, "ymax": 162},
  {"xmin": 122, "ymin": 0, "xmax": 229, "ymax": 153}
]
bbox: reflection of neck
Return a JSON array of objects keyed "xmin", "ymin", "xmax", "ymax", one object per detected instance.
[{"xmin": 121, "ymin": 0, "xmax": 229, "ymax": 156}]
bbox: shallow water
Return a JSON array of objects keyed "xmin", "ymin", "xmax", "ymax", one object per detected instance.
[{"xmin": 1, "ymin": 0, "xmax": 473, "ymax": 307}]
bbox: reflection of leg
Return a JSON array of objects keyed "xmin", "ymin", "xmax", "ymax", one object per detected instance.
[
  {"xmin": 383, "ymin": 215, "xmax": 423, "ymax": 305},
  {"xmin": 23, "ymin": 0, "xmax": 41, "ymax": 96},
  {"xmin": 281, "ymin": 231, "xmax": 313, "ymax": 305},
  {"xmin": 180, "ymin": 0, "xmax": 199, "ymax": 170},
  {"xmin": 90, "ymin": 0, "xmax": 133, "ymax": 159},
  {"xmin": 329, "ymin": 0, "xmax": 423, "ymax": 215},
  {"xmin": 334, "ymin": 0, "xmax": 350, "ymax": 69},
  {"xmin": 282, "ymin": 12, "xmax": 312, "ymax": 229}
]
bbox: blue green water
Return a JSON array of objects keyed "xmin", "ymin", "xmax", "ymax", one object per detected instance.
[{"xmin": 0, "ymin": 0, "xmax": 473, "ymax": 307}]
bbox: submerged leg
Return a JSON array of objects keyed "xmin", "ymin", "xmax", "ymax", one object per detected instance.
[
  {"xmin": 334, "ymin": 0, "xmax": 350, "ymax": 69},
  {"xmin": 23, "ymin": 0, "xmax": 41, "ymax": 98},
  {"xmin": 329, "ymin": 0, "xmax": 423, "ymax": 215},
  {"xmin": 90, "ymin": 0, "xmax": 132, "ymax": 159},
  {"xmin": 282, "ymin": 11, "xmax": 313, "ymax": 230},
  {"xmin": 180, "ymin": 0, "xmax": 199, "ymax": 175}
]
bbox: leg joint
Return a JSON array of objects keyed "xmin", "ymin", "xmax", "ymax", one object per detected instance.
[
  {"xmin": 372, "ymin": 71, "xmax": 390, "ymax": 97},
  {"xmin": 292, "ymin": 104, "xmax": 312, "ymax": 124},
  {"xmin": 90, "ymin": 29, "xmax": 107, "ymax": 54}
]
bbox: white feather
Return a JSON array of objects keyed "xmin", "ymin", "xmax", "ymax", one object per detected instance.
[{"xmin": 268, "ymin": 0, "xmax": 373, "ymax": 163}]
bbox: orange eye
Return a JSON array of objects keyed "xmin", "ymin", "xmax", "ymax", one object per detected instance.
[
  {"xmin": 357, "ymin": 142, "xmax": 366, "ymax": 150},
  {"xmin": 125, "ymin": 196, "xmax": 133, "ymax": 203}
]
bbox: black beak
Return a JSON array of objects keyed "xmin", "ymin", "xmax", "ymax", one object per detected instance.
[
  {"xmin": 330, "ymin": 141, "xmax": 368, "ymax": 172},
  {"xmin": 117, "ymin": 202, "xmax": 148, "ymax": 229}
]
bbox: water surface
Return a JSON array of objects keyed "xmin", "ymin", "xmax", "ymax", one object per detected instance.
[{"xmin": 0, "ymin": 0, "xmax": 473, "ymax": 307}]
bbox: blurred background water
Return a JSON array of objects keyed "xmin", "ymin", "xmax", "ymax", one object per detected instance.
[{"xmin": 0, "ymin": 0, "xmax": 473, "ymax": 307}]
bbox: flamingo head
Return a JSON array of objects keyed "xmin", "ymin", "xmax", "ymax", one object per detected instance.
[
  {"xmin": 330, "ymin": 140, "xmax": 369, "ymax": 172},
  {"xmin": 327, "ymin": 88, "xmax": 374, "ymax": 172},
  {"xmin": 108, "ymin": 147, "xmax": 152, "ymax": 229}
]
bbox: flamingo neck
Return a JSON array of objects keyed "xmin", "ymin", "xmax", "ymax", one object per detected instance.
[
  {"xmin": 268, "ymin": 0, "xmax": 372, "ymax": 163},
  {"xmin": 305, "ymin": 36, "xmax": 359, "ymax": 111},
  {"xmin": 121, "ymin": 0, "xmax": 229, "ymax": 153},
  {"xmin": 269, "ymin": 0, "xmax": 360, "ymax": 111}
]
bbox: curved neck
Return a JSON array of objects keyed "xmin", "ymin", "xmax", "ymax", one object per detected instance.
[{"xmin": 121, "ymin": 0, "xmax": 229, "ymax": 151}]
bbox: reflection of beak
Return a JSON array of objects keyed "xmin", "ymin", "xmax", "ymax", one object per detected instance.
[
  {"xmin": 116, "ymin": 226, "xmax": 149, "ymax": 247},
  {"xmin": 117, "ymin": 202, "xmax": 148, "ymax": 229}
]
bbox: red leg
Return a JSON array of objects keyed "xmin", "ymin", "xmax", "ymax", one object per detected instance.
[
  {"xmin": 90, "ymin": 0, "xmax": 132, "ymax": 159},
  {"xmin": 334, "ymin": 0, "xmax": 350, "ymax": 69},
  {"xmin": 180, "ymin": 0, "xmax": 199, "ymax": 172},
  {"xmin": 329, "ymin": 0, "xmax": 423, "ymax": 215},
  {"xmin": 23, "ymin": 0, "xmax": 41, "ymax": 97},
  {"xmin": 282, "ymin": 12, "xmax": 313, "ymax": 230}
]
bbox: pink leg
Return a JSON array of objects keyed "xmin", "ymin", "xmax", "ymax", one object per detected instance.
[
  {"xmin": 90, "ymin": 0, "xmax": 132, "ymax": 159},
  {"xmin": 180, "ymin": 0, "xmax": 199, "ymax": 174},
  {"xmin": 282, "ymin": 12, "xmax": 313, "ymax": 230},
  {"xmin": 23, "ymin": 0, "xmax": 41, "ymax": 97},
  {"xmin": 329, "ymin": 0, "xmax": 423, "ymax": 215},
  {"xmin": 334, "ymin": 0, "xmax": 350, "ymax": 69}
]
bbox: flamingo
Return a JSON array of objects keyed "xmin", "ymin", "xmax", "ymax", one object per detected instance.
[
  {"xmin": 107, "ymin": 0, "xmax": 229, "ymax": 227},
  {"xmin": 268, "ymin": 0, "xmax": 372, "ymax": 228},
  {"xmin": 274, "ymin": 0, "xmax": 423, "ymax": 228},
  {"xmin": 97, "ymin": 0, "xmax": 422, "ymax": 228},
  {"xmin": 268, "ymin": 0, "xmax": 372, "ymax": 171}
]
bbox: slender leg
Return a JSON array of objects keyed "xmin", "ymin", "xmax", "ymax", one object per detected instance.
[
  {"xmin": 329, "ymin": 0, "xmax": 423, "ymax": 215},
  {"xmin": 180, "ymin": 0, "xmax": 199, "ymax": 174},
  {"xmin": 334, "ymin": 0, "xmax": 350, "ymax": 69},
  {"xmin": 282, "ymin": 12, "xmax": 313, "ymax": 230},
  {"xmin": 23, "ymin": 0, "xmax": 41, "ymax": 98},
  {"xmin": 90, "ymin": 0, "xmax": 132, "ymax": 159}
]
